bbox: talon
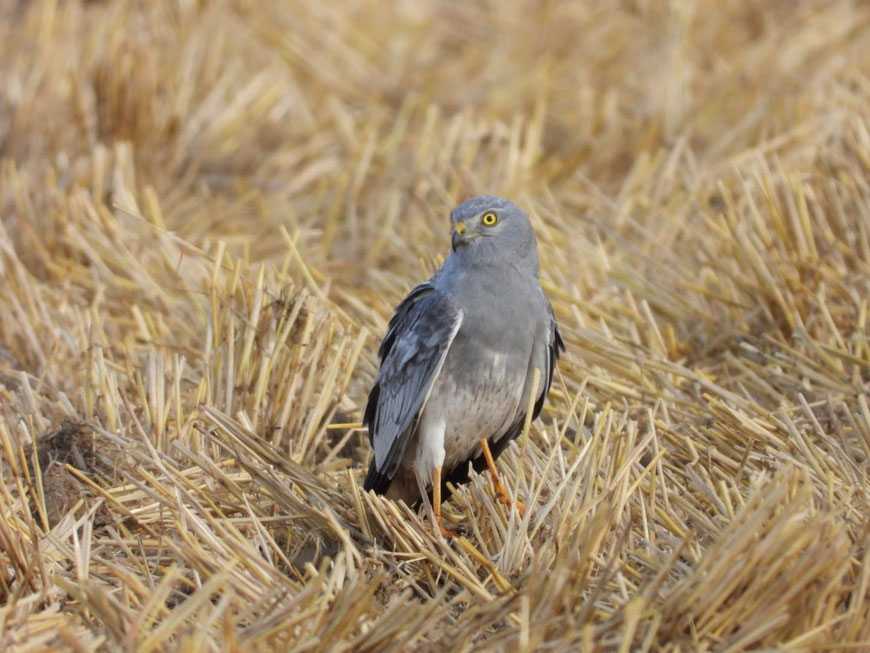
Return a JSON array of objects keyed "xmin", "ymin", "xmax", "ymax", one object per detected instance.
[
  {"xmin": 437, "ymin": 520, "xmax": 455, "ymax": 538},
  {"xmin": 494, "ymin": 486, "xmax": 525, "ymax": 517}
]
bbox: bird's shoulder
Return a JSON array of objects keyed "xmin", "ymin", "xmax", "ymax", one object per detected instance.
[{"xmin": 378, "ymin": 280, "xmax": 462, "ymax": 362}]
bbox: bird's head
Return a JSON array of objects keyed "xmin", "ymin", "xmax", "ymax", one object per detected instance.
[{"xmin": 449, "ymin": 195, "xmax": 539, "ymax": 272}]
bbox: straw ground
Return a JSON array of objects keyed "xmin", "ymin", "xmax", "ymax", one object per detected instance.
[{"xmin": 1, "ymin": 0, "xmax": 869, "ymax": 650}]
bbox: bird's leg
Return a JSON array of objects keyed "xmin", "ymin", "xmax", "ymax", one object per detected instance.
[
  {"xmin": 431, "ymin": 465, "xmax": 454, "ymax": 538},
  {"xmin": 480, "ymin": 439, "xmax": 526, "ymax": 518}
]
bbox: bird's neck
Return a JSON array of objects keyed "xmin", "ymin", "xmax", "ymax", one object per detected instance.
[
  {"xmin": 438, "ymin": 251, "xmax": 540, "ymax": 298},
  {"xmin": 447, "ymin": 243, "xmax": 539, "ymax": 277}
]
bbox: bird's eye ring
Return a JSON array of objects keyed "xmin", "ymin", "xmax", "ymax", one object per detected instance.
[{"xmin": 481, "ymin": 212, "xmax": 498, "ymax": 226}]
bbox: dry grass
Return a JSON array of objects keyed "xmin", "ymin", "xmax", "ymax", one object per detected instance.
[{"xmin": 1, "ymin": 0, "xmax": 869, "ymax": 650}]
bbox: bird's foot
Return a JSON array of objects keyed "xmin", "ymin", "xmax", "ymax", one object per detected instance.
[
  {"xmin": 479, "ymin": 438, "xmax": 527, "ymax": 519},
  {"xmin": 435, "ymin": 516, "xmax": 456, "ymax": 539},
  {"xmin": 494, "ymin": 482, "xmax": 526, "ymax": 518}
]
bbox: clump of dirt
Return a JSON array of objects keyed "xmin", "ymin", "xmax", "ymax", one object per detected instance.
[
  {"xmin": 26, "ymin": 421, "xmax": 94, "ymax": 473},
  {"xmin": 24, "ymin": 421, "xmax": 113, "ymax": 528}
]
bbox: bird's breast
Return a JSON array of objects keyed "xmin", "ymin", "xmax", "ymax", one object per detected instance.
[{"xmin": 426, "ymin": 343, "xmax": 528, "ymax": 469}]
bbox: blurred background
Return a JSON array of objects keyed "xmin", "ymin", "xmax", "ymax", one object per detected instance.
[{"xmin": 5, "ymin": 1, "xmax": 867, "ymax": 286}]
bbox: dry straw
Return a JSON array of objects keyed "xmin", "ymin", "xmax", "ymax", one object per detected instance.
[{"xmin": 1, "ymin": 0, "xmax": 869, "ymax": 650}]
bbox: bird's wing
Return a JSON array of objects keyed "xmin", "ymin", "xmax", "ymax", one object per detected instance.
[
  {"xmin": 533, "ymin": 300, "xmax": 565, "ymax": 420},
  {"xmin": 363, "ymin": 283, "xmax": 463, "ymax": 487}
]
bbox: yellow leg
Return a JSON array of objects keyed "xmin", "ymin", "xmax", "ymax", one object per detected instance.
[
  {"xmin": 480, "ymin": 439, "xmax": 526, "ymax": 518},
  {"xmin": 432, "ymin": 466, "xmax": 454, "ymax": 538}
]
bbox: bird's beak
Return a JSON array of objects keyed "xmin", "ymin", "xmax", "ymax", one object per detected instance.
[{"xmin": 452, "ymin": 221, "xmax": 468, "ymax": 251}]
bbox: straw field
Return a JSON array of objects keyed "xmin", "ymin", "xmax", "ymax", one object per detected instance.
[{"xmin": 1, "ymin": 0, "xmax": 869, "ymax": 650}]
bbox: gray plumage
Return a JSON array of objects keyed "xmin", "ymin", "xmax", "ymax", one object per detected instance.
[{"xmin": 364, "ymin": 195, "xmax": 564, "ymax": 505}]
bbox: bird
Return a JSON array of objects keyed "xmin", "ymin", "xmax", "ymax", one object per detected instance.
[{"xmin": 363, "ymin": 195, "xmax": 564, "ymax": 536}]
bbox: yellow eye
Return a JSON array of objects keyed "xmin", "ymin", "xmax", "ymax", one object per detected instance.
[{"xmin": 481, "ymin": 212, "xmax": 498, "ymax": 226}]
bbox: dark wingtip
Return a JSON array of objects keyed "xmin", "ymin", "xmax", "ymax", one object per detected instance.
[
  {"xmin": 363, "ymin": 382, "xmax": 379, "ymax": 445},
  {"xmin": 555, "ymin": 326, "xmax": 566, "ymax": 355},
  {"xmin": 363, "ymin": 458, "xmax": 393, "ymax": 494}
]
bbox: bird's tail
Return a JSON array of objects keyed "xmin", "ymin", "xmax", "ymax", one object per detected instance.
[{"xmin": 363, "ymin": 460, "xmax": 424, "ymax": 507}]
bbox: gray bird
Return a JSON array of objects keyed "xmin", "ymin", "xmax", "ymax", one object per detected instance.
[{"xmin": 363, "ymin": 196, "xmax": 564, "ymax": 536}]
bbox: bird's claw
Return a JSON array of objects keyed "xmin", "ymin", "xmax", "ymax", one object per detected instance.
[
  {"xmin": 495, "ymin": 488, "xmax": 525, "ymax": 518},
  {"xmin": 437, "ymin": 521, "xmax": 456, "ymax": 538}
]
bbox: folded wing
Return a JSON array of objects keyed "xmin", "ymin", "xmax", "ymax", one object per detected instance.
[{"xmin": 363, "ymin": 283, "xmax": 463, "ymax": 493}]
